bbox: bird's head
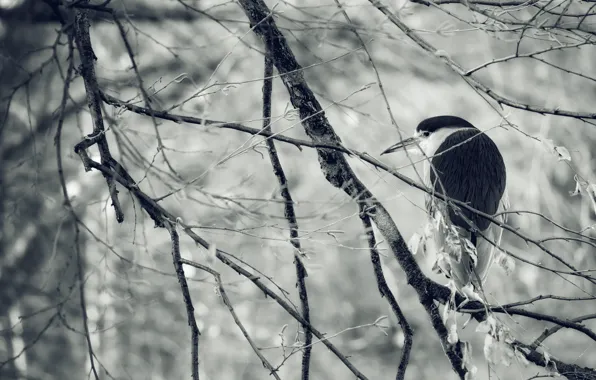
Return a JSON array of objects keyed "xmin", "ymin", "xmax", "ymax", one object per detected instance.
[{"xmin": 381, "ymin": 115, "xmax": 478, "ymax": 157}]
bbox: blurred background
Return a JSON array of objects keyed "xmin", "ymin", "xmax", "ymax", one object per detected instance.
[{"xmin": 1, "ymin": 0, "xmax": 595, "ymax": 379}]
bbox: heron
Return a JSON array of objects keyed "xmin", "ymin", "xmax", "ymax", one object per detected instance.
[{"xmin": 381, "ymin": 115, "xmax": 508, "ymax": 296}]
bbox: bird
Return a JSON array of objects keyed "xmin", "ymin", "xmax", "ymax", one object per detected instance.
[{"xmin": 381, "ymin": 115, "xmax": 508, "ymax": 295}]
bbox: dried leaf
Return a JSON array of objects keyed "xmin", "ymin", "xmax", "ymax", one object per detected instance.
[
  {"xmin": 542, "ymin": 138, "xmax": 571, "ymax": 162},
  {"xmin": 554, "ymin": 146, "xmax": 571, "ymax": 162},
  {"xmin": 442, "ymin": 301, "xmax": 451, "ymax": 324},
  {"xmin": 464, "ymin": 366, "xmax": 477, "ymax": 380},
  {"xmin": 484, "ymin": 334, "xmax": 496, "ymax": 364},
  {"xmin": 408, "ymin": 232, "xmax": 423, "ymax": 255},
  {"xmin": 461, "ymin": 284, "xmax": 483, "ymax": 302},
  {"xmin": 543, "ymin": 350, "xmax": 551, "ymax": 365},
  {"xmin": 570, "ymin": 176, "xmax": 582, "ymax": 196},
  {"xmin": 462, "ymin": 342, "xmax": 476, "ymax": 380}
]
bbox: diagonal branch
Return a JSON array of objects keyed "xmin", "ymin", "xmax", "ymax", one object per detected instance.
[
  {"xmin": 237, "ymin": 0, "xmax": 468, "ymax": 377},
  {"xmin": 73, "ymin": 155, "xmax": 368, "ymax": 379},
  {"xmin": 513, "ymin": 341, "xmax": 596, "ymax": 380}
]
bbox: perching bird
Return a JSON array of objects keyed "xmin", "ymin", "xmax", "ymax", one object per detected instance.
[{"xmin": 381, "ymin": 116, "xmax": 508, "ymax": 294}]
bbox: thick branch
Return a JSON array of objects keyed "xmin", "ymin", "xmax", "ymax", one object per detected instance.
[
  {"xmin": 514, "ymin": 341, "xmax": 596, "ymax": 380},
  {"xmin": 237, "ymin": 0, "xmax": 468, "ymax": 377}
]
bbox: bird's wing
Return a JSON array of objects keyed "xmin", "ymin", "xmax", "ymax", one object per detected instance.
[{"xmin": 429, "ymin": 129, "xmax": 507, "ymax": 232}]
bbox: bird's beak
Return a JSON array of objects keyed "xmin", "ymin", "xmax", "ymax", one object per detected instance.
[{"xmin": 380, "ymin": 136, "xmax": 419, "ymax": 155}]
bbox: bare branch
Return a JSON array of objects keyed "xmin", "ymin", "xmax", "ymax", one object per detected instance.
[
  {"xmin": 513, "ymin": 341, "xmax": 596, "ymax": 380},
  {"xmin": 360, "ymin": 207, "xmax": 413, "ymax": 380},
  {"xmin": 369, "ymin": 1, "xmax": 596, "ymax": 120},
  {"xmin": 261, "ymin": 52, "xmax": 312, "ymax": 380},
  {"xmin": 70, "ymin": 153, "xmax": 368, "ymax": 378},
  {"xmin": 411, "ymin": 0, "xmax": 539, "ymax": 5},
  {"xmin": 164, "ymin": 222, "xmax": 200, "ymax": 380},
  {"xmin": 179, "ymin": 259, "xmax": 282, "ymax": 380},
  {"xmin": 101, "ymin": 91, "xmax": 596, "ymax": 282},
  {"xmin": 72, "ymin": 9, "xmax": 124, "ymax": 222},
  {"xmin": 73, "ymin": 140, "xmax": 596, "ymax": 378}
]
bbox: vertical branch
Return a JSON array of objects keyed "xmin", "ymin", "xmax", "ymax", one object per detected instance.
[
  {"xmin": 359, "ymin": 207, "xmax": 412, "ymax": 380},
  {"xmin": 72, "ymin": 9, "xmax": 124, "ymax": 222},
  {"xmin": 262, "ymin": 52, "xmax": 312, "ymax": 379},
  {"xmin": 166, "ymin": 222, "xmax": 200, "ymax": 380}
]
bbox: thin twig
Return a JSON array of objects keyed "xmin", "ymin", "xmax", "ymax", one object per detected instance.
[
  {"xmin": 261, "ymin": 52, "xmax": 312, "ymax": 380},
  {"xmin": 111, "ymin": 14, "xmax": 182, "ymax": 179},
  {"xmin": 165, "ymin": 222, "xmax": 200, "ymax": 380},
  {"xmin": 179, "ymin": 259, "xmax": 282, "ymax": 380},
  {"xmin": 72, "ymin": 9, "xmax": 124, "ymax": 222},
  {"xmin": 360, "ymin": 206, "xmax": 413, "ymax": 380}
]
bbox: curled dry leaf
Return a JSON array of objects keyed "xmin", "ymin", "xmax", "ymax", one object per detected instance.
[
  {"xmin": 554, "ymin": 146, "xmax": 571, "ymax": 162},
  {"xmin": 570, "ymin": 175, "xmax": 582, "ymax": 196},
  {"xmin": 541, "ymin": 138, "xmax": 571, "ymax": 162}
]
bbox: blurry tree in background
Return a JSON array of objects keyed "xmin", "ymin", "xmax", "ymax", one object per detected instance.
[{"xmin": 1, "ymin": 0, "xmax": 596, "ymax": 379}]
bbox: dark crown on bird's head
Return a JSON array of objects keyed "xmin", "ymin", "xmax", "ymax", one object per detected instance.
[{"xmin": 416, "ymin": 116, "xmax": 478, "ymax": 134}]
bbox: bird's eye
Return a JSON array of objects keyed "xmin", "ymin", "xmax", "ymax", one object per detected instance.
[{"xmin": 422, "ymin": 131, "xmax": 430, "ymax": 137}]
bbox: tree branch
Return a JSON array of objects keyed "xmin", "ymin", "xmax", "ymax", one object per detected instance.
[
  {"xmin": 72, "ymin": 9, "xmax": 124, "ymax": 222},
  {"xmin": 369, "ymin": 1, "xmax": 596, "ymax": 121},
  {"xmin": 164, "ymin": 222, "xmax": 200, "ymax": 380},
  {"xmin": 360, "ymin": 206, "xmax": 413, "ymax": 380},
  {"xmin": 261, "ymin": 52, "xmax": 312, "ymax": 380},
  {"xmin": 237, "ymin": 0, "xmax": 468, "ymax": 377}
]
